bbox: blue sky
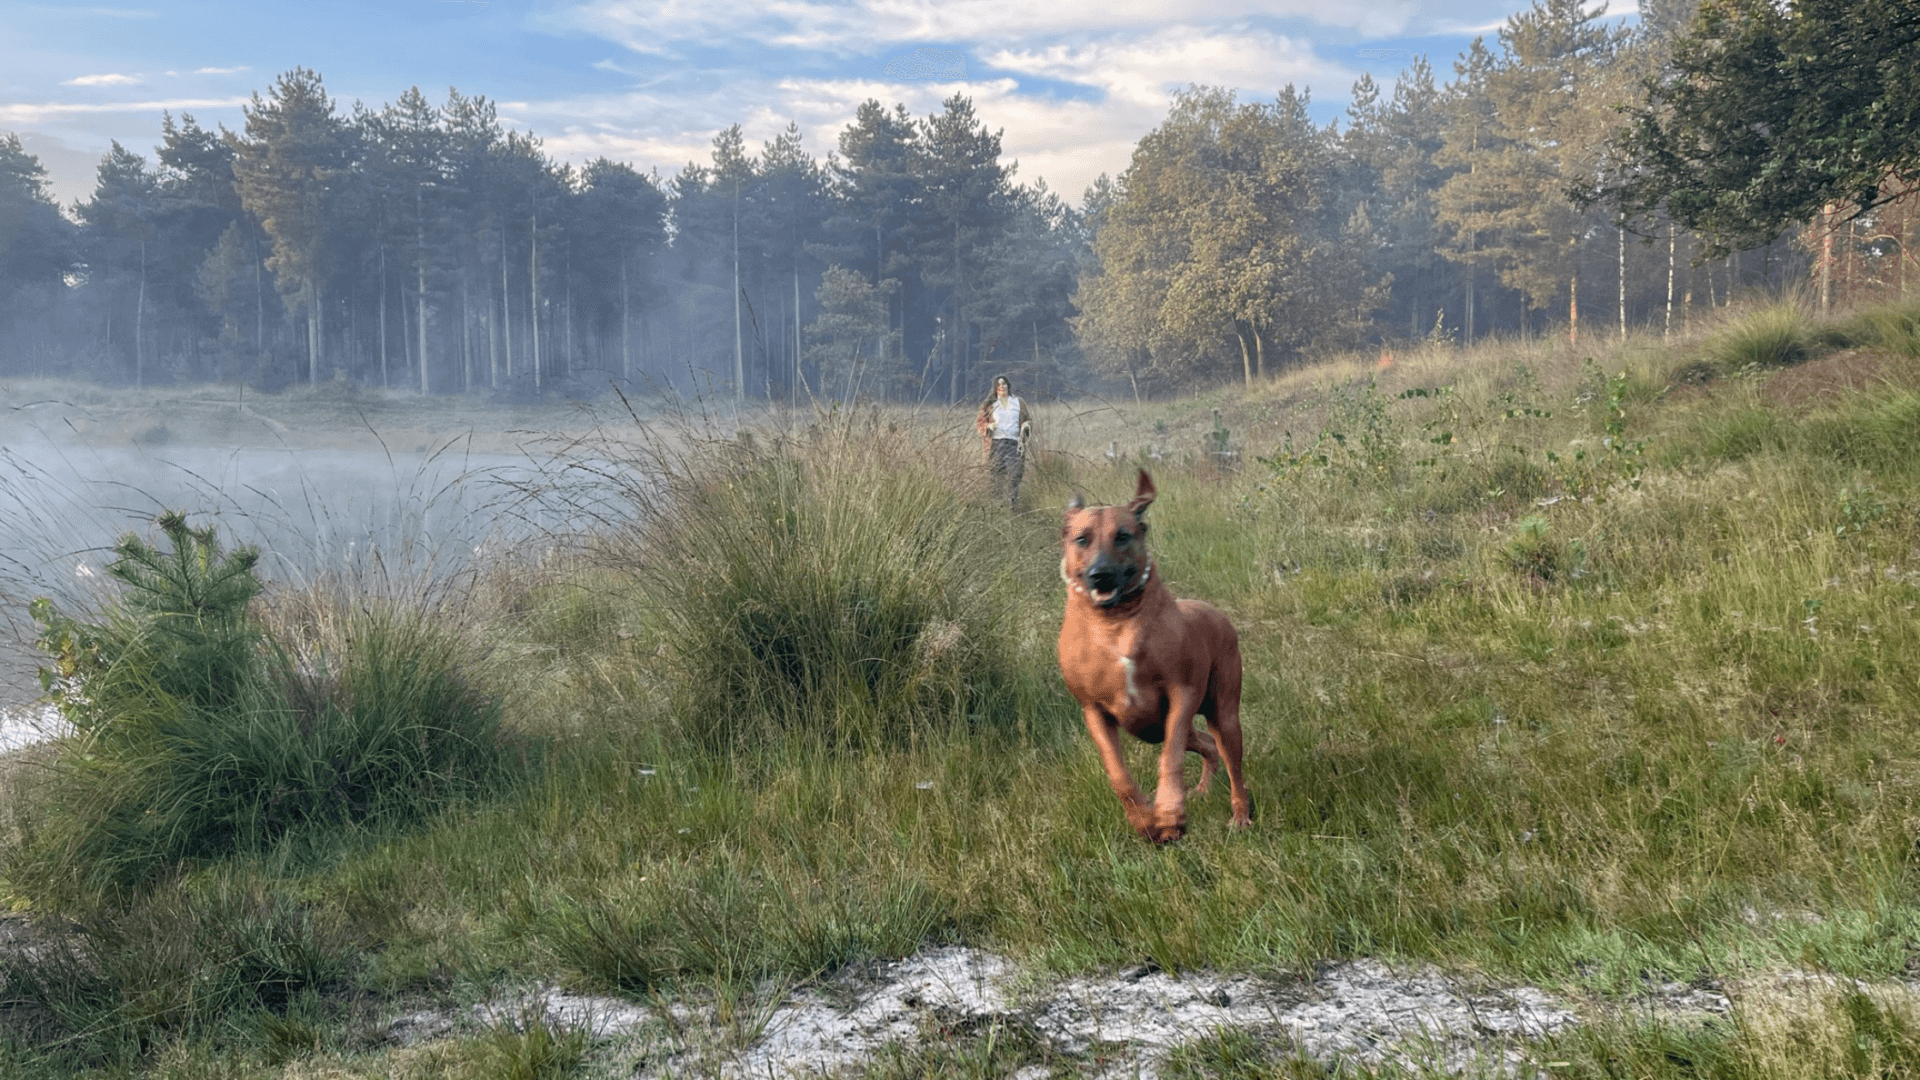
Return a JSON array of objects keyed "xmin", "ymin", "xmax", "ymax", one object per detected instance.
[{"xmin": 3, "ymin": 0, "xmax": 1640, "ymax": 209}]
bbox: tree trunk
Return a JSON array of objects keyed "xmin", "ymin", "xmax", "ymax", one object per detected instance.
[
  {"xmin": 1903, "ymin": 193, "xmax": 1913, "ymax": 298},
  {"xmin": 307, "ymin": 279, "xmax": 321, "ymax": 383},
  {"xmin": 530, "ymin": 210, "xmax": 542, "ymax": 392},
  {"xmin": 563, "ymin": 244, "xmax": 574, "ymax": 384},
  {"xmin": 501, "ymin": 228, "xmax": 513, "ymax": 382},
  {"xmin": 1568, "ymin": 271, "xmax": 1579, "ymax": 347},
  {"xmin": 1464, "ymin": 263, "xmax": 1475, "ymax": 346},
  {"xmin": 416, "ymin": 222, "xmax": 429, "ymax": 396},
  {"xmin": 1236, "ymin": 327, "xmax": 1253, "ymax": 387},
  {"xmin": 1820, "ymin": 205, "xmax": 1835, "ymax": 312},
  {"xmin": 1254, "ymin": 328, "xmax": 1265, "ymax": 380},
  {"xmin": 793, "ymin": 266, "xmax": 802, "ymax": 409},
  {"xmin": 135, "ymin": 235, "xmax": 146, "ymax": 388},
  {"xmin": 401, "ymin": 278, "xmax": 413, "ymax": 380},
  {"xmin": 251, "ymin": 218, "xmax": 264, "ymax": 357},
  {"xmin": 379, "ymin": 245, "xmax": 389, "ymax": 388},
  {"xmin": 948, "ymin": 218, "xmax": 964, "ymax": 405},
  {"xmin": 1665, "ymin": 221, "xmax": 1676, "ymax": 342},
  {"xmin": 621, "ymin": 252, "xmax": 631, "ymax": 382},
  {"xmin": 1617, "ymin": 221, "xmax": 1626, "ymax": 339},
  {"xmin": 461, "ymin": 272, "xmax": 472, "ymax": 391},
  {"xmin": 733, "ymin": 183, "xmax": 744, "ymax": 400}
]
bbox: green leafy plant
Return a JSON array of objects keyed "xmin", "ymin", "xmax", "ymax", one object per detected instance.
[{"xmin": 1836, "ymin": 485, "xmax": 1889, "ymax": 536}]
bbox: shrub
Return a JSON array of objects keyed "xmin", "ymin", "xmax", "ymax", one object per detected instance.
[
  {"xmin": 14, "ymin": 513, "xmax": 521, "ymax": 902},
  {"xmin": 617, "ymin": 414, "xmax": 1044, "ymax": 751}
]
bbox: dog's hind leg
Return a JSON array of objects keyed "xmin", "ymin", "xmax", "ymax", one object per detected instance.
[
  {"xmin": 1210, "ymin": 654, "xmax": 1254, "ymax": 829},
  {"xmin": 1186, "ymin": 724, "xmax": 1222, "ymax": 795}
]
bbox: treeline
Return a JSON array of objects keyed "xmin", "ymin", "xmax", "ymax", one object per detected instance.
[
  {"xmin": 1, "ymin": 0, "xmax": 1912, "ymax": 398},
  {"xmin": 1079, "ymin": 0, "xmax": 1819, "ymax": 391},
  {"xmin": 1080, "ymin": 0, "xmax": 1919, "ymax": 391},
  {"xmin": 0, "ymin": 73, "xmax": 1082, "ymax": 400}
]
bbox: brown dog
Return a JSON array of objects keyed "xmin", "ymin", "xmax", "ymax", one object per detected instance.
[{"xmin": 1058, "ymin": 470, "xmax": 1253, "ymax": 842}]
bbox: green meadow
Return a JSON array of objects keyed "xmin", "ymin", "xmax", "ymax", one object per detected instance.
[{"xmin": 6, "ymin": 296, "xmax": 1920, "ymax": 1077}]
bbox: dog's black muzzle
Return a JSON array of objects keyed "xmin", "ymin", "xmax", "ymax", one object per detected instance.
[{"xmin": 1084, "ymin": 557, "xmax": 1139, "ymax": 607}]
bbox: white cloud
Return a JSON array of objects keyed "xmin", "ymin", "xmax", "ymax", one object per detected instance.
[
  {"xmin": 0, "ymin": 97, "xmax": 251, "ymax": 124},
  {"xmin": 502, "ymin": 63, "xmax": 1288, "ymax": 208},
  {"xmin": 192, "ymin": 66, "xmax": 251, "ymax": 75},
  {"xmin": 63, "ymin": 73, "xmax": 141, "ymax": 87},
  {"xmin": 564, "ymin": 0, "xmax": 1424, "ymax": 55},
  {"xmin": 984, "ymin": 26, "xmax": 1352, "ymax": 107}
]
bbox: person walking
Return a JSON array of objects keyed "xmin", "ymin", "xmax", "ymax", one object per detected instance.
[{"xmin": 976, "ymin": 374, "xmax": 1031, "ymax": 511}]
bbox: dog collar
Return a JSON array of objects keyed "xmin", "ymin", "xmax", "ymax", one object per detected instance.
[{"xmin": 1117, "ymin": 560, "xmax": 1154, "ymax": 602}]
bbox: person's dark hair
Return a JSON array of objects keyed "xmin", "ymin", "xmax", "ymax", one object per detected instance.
[{"xmin": 978, "ymin": 374, "xmax": 1014, "ymax": 415}]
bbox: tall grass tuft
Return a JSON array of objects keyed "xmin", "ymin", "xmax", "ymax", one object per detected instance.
[
  {"xmin": 1846, "ymin": 298, "xmax": 1920, "ymax": 358},
  {"xmin": 614, "ymin": 411, "xmax": 1048, "ymax": 751},
  {"xmin": 10, "ymin": 513, "xmax": 522, "ymax": 904},
  {"xmin": 1702, "ymin": 301, "xmax": 1819, "ymax": 373},
  {"xmin": 0, "ymin": 870, "xmax": 361, "ymax": 1069}
]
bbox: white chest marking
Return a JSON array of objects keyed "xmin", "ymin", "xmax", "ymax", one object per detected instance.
[{"xmin": 1118, "ymin": 654, "xmax": 1138, "ymax": 706}]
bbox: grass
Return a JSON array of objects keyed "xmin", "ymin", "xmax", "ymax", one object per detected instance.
[{"xmin": 2, "ymin": 295, "xmax": 1920, "ymax": 1076}]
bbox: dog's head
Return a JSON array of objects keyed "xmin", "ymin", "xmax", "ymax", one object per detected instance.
[{"xmin": 1061, "ymin": 470, "xmax": 1156, "ymax": 608}]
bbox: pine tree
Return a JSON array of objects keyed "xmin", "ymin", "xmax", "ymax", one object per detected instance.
[
  {"xmin": 0, "ymin": 133, "xmax": 79, "ymax": 373},
  {"xmin": 913, "ymin": 95, "xmax": 1013, "ymax": 403},
  {"xmin": 77, "ymin": 143, "xmax": 162, "ymax": 385},
  {"xmin": 229, "ymin": 68, "xmax": 351, "ymax": 383},
  {"xmin": 1434, "ymin": 0, "xmax": 1629, "ymax": 340},
  {"xmin": 807, "ymin": 264, "xmax": 900, "ymax": 400}
]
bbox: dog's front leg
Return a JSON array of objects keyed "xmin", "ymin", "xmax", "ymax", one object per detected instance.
[
  {"xmin": 1146, "ymin": 687, "xmax": 1202, "ymax": 843},
  {"xmin": 1081, "ymin": 703, "xmax": 1156, "ymax": 837}
]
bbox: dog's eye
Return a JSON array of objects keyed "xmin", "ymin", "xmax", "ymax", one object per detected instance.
[
  {"xmin": 1074, "ymin": 534, "xmax": 1090, "ymax": 547},
  {"xmin": 1114, "ymin": 532, "xmax": 1131, "ymax": 545}
]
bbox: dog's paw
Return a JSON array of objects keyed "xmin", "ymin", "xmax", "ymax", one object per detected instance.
[
  {"xmin": 1140, "ymin": 817, "xmax": 1187, "ymax": 844},
  {"xmin": 1123, "ymin": 803, "xmax": 1158, "ymax": 835},
  {"xmin": 1229, "ymin": 793, "xmax": 1255, "ymax": 829}
]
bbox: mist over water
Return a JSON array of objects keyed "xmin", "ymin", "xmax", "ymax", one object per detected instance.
[{"xmin": 0, "ymin": 420, "xmax": 626, "ymax": 712}]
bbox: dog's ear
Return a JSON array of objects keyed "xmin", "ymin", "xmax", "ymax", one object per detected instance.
[
  {"xmin": 1066, "ymin": 491, "xmax": 1086, "ymax": 513},
  {"xmin": 1125, "ymin": 470, "xmax": 1156, "ymax": 517}
]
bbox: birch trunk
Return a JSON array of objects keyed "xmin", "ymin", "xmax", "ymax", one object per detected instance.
[
  {"xmin": 1617, "ymin": 222, "xmax": 1626, "ymax": 339},
  {"xmin": 1665, "ymin": 221, "xmax": 1676, "ymax": 342}
]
